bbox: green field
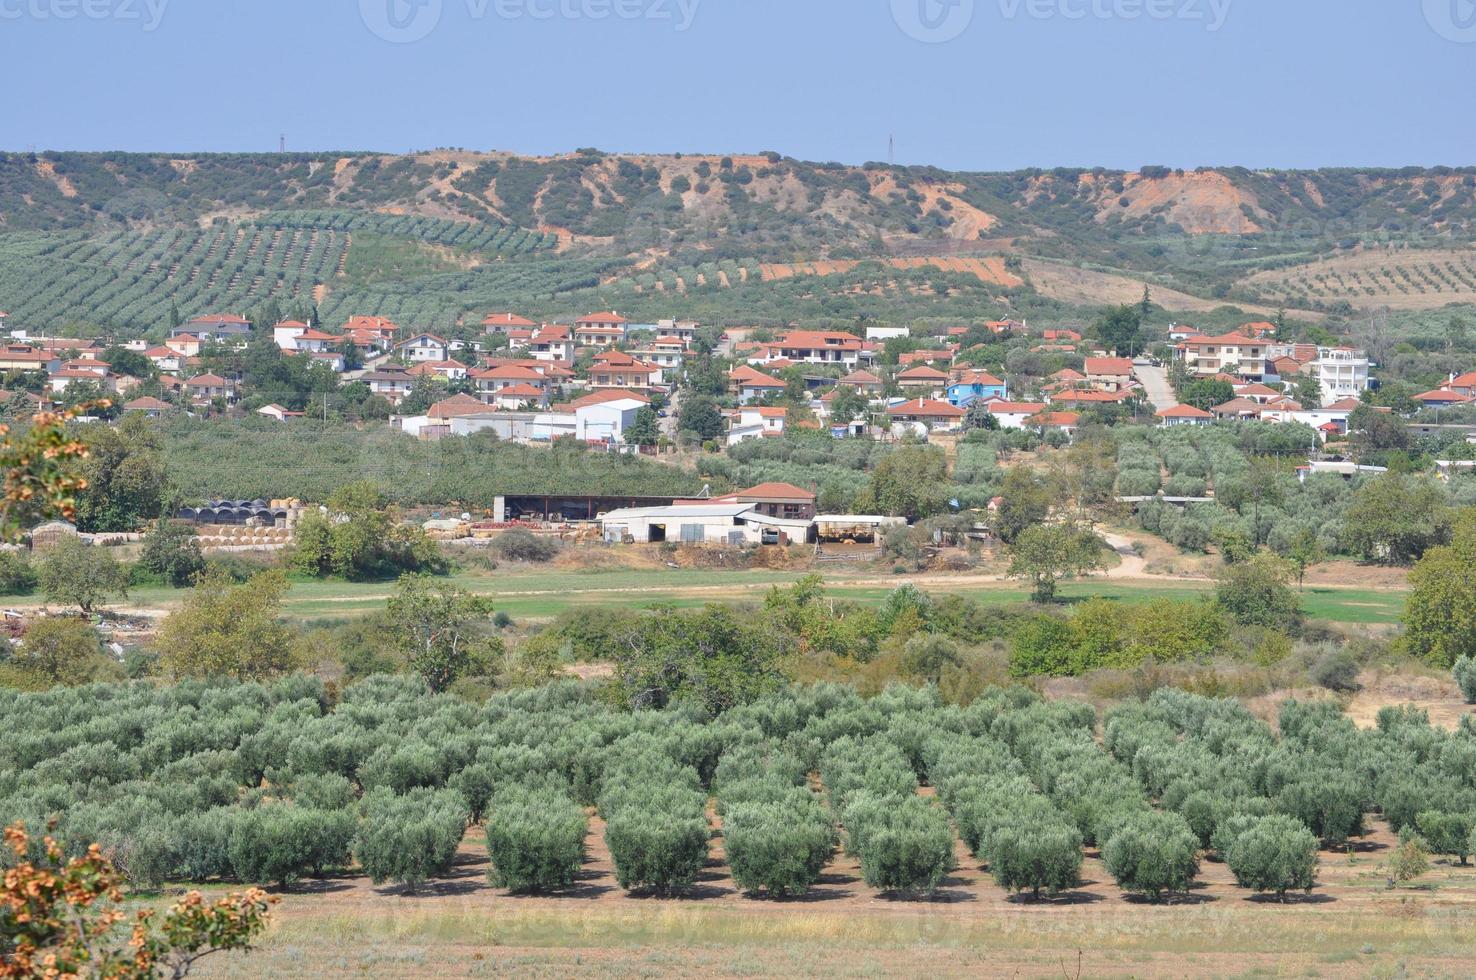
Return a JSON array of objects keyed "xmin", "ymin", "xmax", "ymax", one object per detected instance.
[{"xmin": 44, "ymin": 566, "xmax": 1407, "ymax": 626}]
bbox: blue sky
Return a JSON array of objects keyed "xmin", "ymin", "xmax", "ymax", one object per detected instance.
[{"xmin": 2, "ymin": 0, "xmax": 1473, "ymax": 169}]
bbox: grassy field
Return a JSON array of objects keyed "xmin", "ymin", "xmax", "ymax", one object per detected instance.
[
  {"xmin": 30, "ymin": 565, "xmax": 1408, "ymax": 625},
  {"xmin": 23, "ymin": 565, "xmax": 1407, "ymax": 626},
  {"xmin": 188, "ymin": 816, "xmax": 1476, "ymax": 979}
]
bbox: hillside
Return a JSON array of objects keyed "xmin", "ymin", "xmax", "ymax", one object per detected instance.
[{"xmin": 3, "ymin": 150, "xmax": 1476, "ymax": 332}]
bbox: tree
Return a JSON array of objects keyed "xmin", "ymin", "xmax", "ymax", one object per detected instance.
[
  {"xmin": 830, "ymin": 386, "xmax": 869, "ymax": 426},
  {"xmin": 1224, "ymin": 815, "xmax": 1319, "ymax": 899},
  {"xmin": 37, "ymin": 535, "xmax": 129, "ymax": 614},
  {"xmin": 355, "ymin": 787, "xmax": 470, "ymax": 894},
  {"xmin": 1180, "ymin": 379, "xmax": 1235, "ymax": 412},
  {"xmin": 1094, "ymin": 304, "xmax": 1144, "ymax": 357},
  {"xmin": 291, "ymin": 481, "xmax": 442, "ymax": 581},
  {"xmin": 156, "ymin": 569, "xmax": 298, "ymax": 680},
  {"xmin": 484, "ymin": 788, "xmax": 588, "ymax": 894},
  {"xmin": 1008, "ymin": 524, "xmax": 1103, "ymax": 604},
  {"xmin": 1283, "ymin": 527, "xmax": 1326, "ymax": 590},
  {"xmin": 1293, "ymin": 373, "xmax": 1323, "ymax": 409},
  {"xmin": 992, "ymin": 468, "xmax": 1053, "ymax": 544},
  {"xmin": 100, "ymin": 345, "xmax": 157, "ymax": 381},
  {"xmin": 677, "ymin": 395, "xmax": 724, "ymax": 441},
  {"xmin": 385, "ymin": 574, "xmax": 500, "ymax": 693},
  {"xmin": 1342, "ymin": 474, "xmax": 1451, "ymax": 565},
  {"xmin": 1455, "ymin": 655, "xmax": 1476, "ymax": 704},
  {"xmin": 140, "ymin": 517, "xmax": 206, "ymax": 587},
  {"xmin": 1214, "ymin": 554, "xmax": 1300, "ymax": 630},
  {"xmin": 1415, "ymin": 811, "xmax": 1475, "ymax": 866},
  {"xmin": 12, "ymin": 615, "xmax": 120, "ymax": 686},
  {"xmin": 1402, "ymin": 508, "xmax": 1476, "ymax": 667},
  {"xmin": 856, "ymin": 444, "xmax": 949, "ymax": 521},
  {"xmin": 73, "ymin": 414, "xmax": 166, "ymax": 532},
  {"xmin": 1, "ymin": 822, "xmax": 274, "ymax": 979},
  {"xmin": 1347, "ymin": 403, "xmax": 1410, "ymax": 458},
  {"xmin": 723, "ymin": 797, "xmax": 835, "ymax": 897},
  {"xmin": 624, "ymin": 406, "xmax": 660, "ymax": 447},
  {"xmin": 988, "ymin": 822, "xmax": 1084, "ymax": 899},
  {"xmin": 607, "ymin": 604, "xmax": 787, "ymax": 713},
  {"xmin": 1101, "ymin": 811, "xmax": 1201, "ymax": 901},
  {"xmin": 963, "ymin": 399, "xmax": 999, "ymax": 431}
]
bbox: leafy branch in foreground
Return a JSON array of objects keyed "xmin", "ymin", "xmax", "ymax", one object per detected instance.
[
  {"xmin": 0, "ymin": 404, "xmax": 104, "ymax": 540},
  {"xmin": 1, "ymin": 822, "xmax": 275, "ymax": 979}
]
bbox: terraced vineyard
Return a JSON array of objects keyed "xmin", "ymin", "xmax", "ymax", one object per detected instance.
[
  {"xmin": 1245, "ymin": 247, "xmax": 1476, "ymax": 310},
  {"xmin": 0, "ymin": 224, "xmax": 348, "ymax": 332}
]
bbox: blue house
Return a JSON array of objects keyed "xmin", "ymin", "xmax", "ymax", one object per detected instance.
[{"xmin": 947, "ymin": 370, "xmax": 1007, "ymax": 407}]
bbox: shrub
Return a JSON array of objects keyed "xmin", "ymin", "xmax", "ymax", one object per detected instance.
[
  {"xmin": 1455, "ymin": 656, "xmax": 1476, "ymax": 705},
  {"xmin": 723, "ymin": 794, "xmax": 835, "ymax": 897},
  {"xmin": 0, "ymin": 550, "xmax": 37, "ymax": 595},
  {"xmin": 988, "ymin": 821, "xmax": 1083, "ymax": 899},
  {"xmin": 484, "ymin": 787, "xmax": 588, "ymax": 893},
  {"xmin": 1224, "ymin": 815, "xmax": 1319, "ymax": 898},
  {"xmin": 354, "ymin": 788, "xmax": 469, "ymax": 893},
  {"xmin": 492, "ymin": 529, "xmax": 560, "ymax": 563},
  {"xmin": 1101, "ymin": 811, "xmax": 1201, "ymax": 901},
  {"xmin": 1310, "ymin": 649, "xmax": 1362, "ymax": 693}
]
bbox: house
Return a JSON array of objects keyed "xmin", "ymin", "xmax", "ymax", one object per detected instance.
[
  {"xmin": 527, "ymin": 325, "xmax": 576, "ymax": 362},
  {"xmin": 1054, "ymin": 390, "xmax": 1132, "ymax": 408},
  {"xmin": 176, "ymin": 314, "xmax": 252, "ymax": 341},
  {"xmin": 1028, "ymin": 411, "xmax": 1081, "ymax": 437},
  {"xmin": 272, "ymin": 319, "xmax": 309, "ymax": 349},
  {"xmin": 1233, "ymin": 382, "xmax": 1281, "ymax": 404},
  {"xmin": 572, "ymin": 325, "xmax": 627, "ymax": 348},
  {"xmin": 256, "ymin": 403, "xmax": 304, "ymax": 422},
  {"xmin": 898, "ymin": 349, "xmax": 956, "ymax": 367},
  {"xmin": 309, "ymin": 350, "xmax": 347, "ymax": 373},
  {"xmin": 1084, "ymin": 357, "xmax": 1136, "ymax": 392},
  {"xmin": 0, "ymin": 345, "xmax": 60, "ymax": 374},
  {"xmin": 1277, "ymin": 346, "xmax": 1371, "ymax": 404},
  {"xmin": 285, "ymin": 328, "xmax": 344, "ymax": 354},
  {"xmin": 1212, "ymin": 397, "xmax": 1264, "ymax": 420},
  {"xmin": 1156, "ymin": 404, "xmax": 1215, "ymax": 427},
  {"xmin": 760, "ymin": 330, "xmax": 865, "ymax": 370},
  {"xmin": 1413, "ymin": 388, "xmax": 1474, "ymax": 409},
  {"xmin": 396, "ymin": 333, "xmax": 450, "ymax": 363},
  {"xmin": 363, "ymin": 367, "xmax": 416, "ymax": 405},
  {"xmin": 635, "ymin": 337, "xmax": 688, "ymax": 375},
  {"xmin": 947, "ymin": 370, "xmax": 1007, "ymax": 407},
  {"xmin": 887, "ymin": 398, "xmax": 966, "ymax": 428},
  {"xmin": 567, "ymin": 391, "xmax": 650, "ymax": 443},
  {"xmin": 401, "ymin": 393, "xmax": 498, "ymax": 438},
  {"xmin": 984, "ymin": 400, "xmax": 1048, "ymax": 430},
  {"xmin": 656, "ymin": 318, "xmax": 702, "ymax": 345},
  {"xmin": 837, "ymin": 369, "xmax": 885, "ymax": 394},
  {"xmin": 48, "ymin": 367, "xmax": 113, "ymax": 394},
  {"xmin": 341, "ymin": 316, "xmax": 399, "ymax": 351},
  {"xmin": 896, "ymin": 365, "xmax": 949, "ymax": 395},
  {"xmin": 483, "ymin": 312, "xmax": 537, "ymax": 334},
  {"xmin": 122, "ymin": 396, "xmax": 174, "ymax": 417},
  {"xmin": 1043, "ymin": 329, "xmax": 1083, "ymax": 343},
  {"xmin": 985, "ymin": 319, "xmax": 1024, "ymax": 335},
  {"xmin": 471, "ymin": 364, "xmax": 549, "ymax": 397},
  {"xmin": 728, "ymin": 365, "xmax": 786, "ymax": 404},
  {"xmin": 573, "ymin": 311, "xmax": 629, "ymax": 341},
  {"xmin": 1168, "ymin": 324, "xmax": 1202, "ymax": 342},
  {"xmin": 728, "ymin": 482, "xmax": 817, "ymax": 521},
  {"xmin": 1442, "ymin": 371, "xmax": 1476, "ymax": 398},
  {"xmin": 407, "ymin": 359, "xmax": 469, "ymax": 383},
  {"xmin": 164, "ymin": 334, "xmax": 203, "ymax": 358},
  {"xmin": 1178, "ymin": 333, "xmax": 1270, "ymax": 381},
  {"xmin": 492, "ymin": 383, "xmax": 549, "ymax": 411},
  {"xmin": 589, "ymin": 349, "xmax": 661, "ymax": 390},
  {"xmin": 727, "ymin": 406, "xmax": 788, "ymax": 445},
  {"xmin": 184, "ymin": 373, "xmax": 237, "ymax": 404}
]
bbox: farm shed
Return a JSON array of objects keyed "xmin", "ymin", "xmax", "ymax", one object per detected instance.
[
  {"xmin": 28, "ymin": 520, "xmax": 79, "ymax": 553},
  {"xmin": 814, "ymin": 515, "xmax": 907, "ymax": 544},
  {"xmin": 600, "ymin": 503, "xmax": 811, "ymax": 546}
]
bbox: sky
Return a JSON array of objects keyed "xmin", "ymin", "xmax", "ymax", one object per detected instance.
[{"xmin": 1, "ymin": 0, "xmax": 1473, "ymax": 170}]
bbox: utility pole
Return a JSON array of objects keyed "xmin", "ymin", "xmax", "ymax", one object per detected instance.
[{"xmin": 279, "ymin": 134, "xmax": 286, "ymax": 153}]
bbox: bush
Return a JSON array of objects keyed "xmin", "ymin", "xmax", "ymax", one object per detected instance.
[
  {"xmin": 1101, "ymin": 811, "xmax": 1201, "ymax": 901},
  {"xmin": 723, "ymin": 794, "xmax": 835, "ymax": 897},
  {"xmin": 1276, "ymin": 777, "xmax": 1364, "ymax": 847},
  {"xmin": 354, "ymin": 787, "xmax": 469, "ymax": 893},
  {"xmin": 492, "ymin": 529, "xmax": 560, "ymax": 563},
  {"xmin": 987, "ymin": 821, "xmax": 1083, "ymax": 898},
  {"xmin": 1455, "ymin": 656, "xmax": 1476, "ymax": 705},
  {"xmin": 484, "ymin": 787, "xmax": 588, "ymax": 893},
  {"xmin": 1224, "ymin": 815, "xmax": 1319, "ymax": 898},
  {"xmin": 0, "ymin": 550, "xmax": 37, "ymax": 595},
  {"xmin": 1310, "ymin": 649, "xmax": 1362, "ymax": 693}
]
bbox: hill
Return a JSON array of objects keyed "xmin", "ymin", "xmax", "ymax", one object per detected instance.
[{"xmin": 3, "ymin": 150, "xmax": 1476, "ymax": 331}]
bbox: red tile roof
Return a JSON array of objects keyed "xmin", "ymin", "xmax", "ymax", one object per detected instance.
[
  {"xmin": 1156, "ymin": 404, "xmax": 1214, "ymax": 419},
  {"xmin": 888, "ymin": 398, "xmax": 965, "ymax": 418},
  {"xmin": 736, "ymin": 482, "xmax": 816, "ymax": 501},
  {"xmin": 1085, "ymin": 357, "xmax": 1134, "ymax": 376}
]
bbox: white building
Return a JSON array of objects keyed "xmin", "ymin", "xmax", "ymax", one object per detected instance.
[
  {"xmin": 600, "ymin": 503, "xmax": 811, "ymax": 547},
  {"xmin": 1308, "ymin": 348, "xmax": 1371, "ymax": 404}
]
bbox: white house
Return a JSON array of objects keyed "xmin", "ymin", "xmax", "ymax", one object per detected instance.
[
  {"xmin": 983, "ymin": 400, "xmax": 1048, "ymax": 430},
  {"xmin": 395, "ymin": 333, "xmax": 450, "ymax": 363}
]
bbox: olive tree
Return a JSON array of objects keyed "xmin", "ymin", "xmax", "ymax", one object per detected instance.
[
  {"xmin": 1454, "ymin": 656, "xmax": 1476, "ymax": 704},
  {"xmin": 1416, "ymin": 810, "xmax": 1476, "ymax": 866},
  {"xmin": 1224, "ymin": 815, "xmax": 1319, "ymax": 899},
  {"xmin": 1101, "ymin": 811, "xmax": 1201, "ymax": 901},
  {"xmin": 353, "ymin": 787, "xmax": 469, "ymax": 894},
  {"xmin": 988, "ymin": 821, "xmax": 1083, "ymax": 899},
  {"xmin": 723, "ymin": 795, "xmax": 836, "ymax": 897},
  {"xmin": 484, "ymin": 787, "xmax": 588, "ymax": 894}
]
